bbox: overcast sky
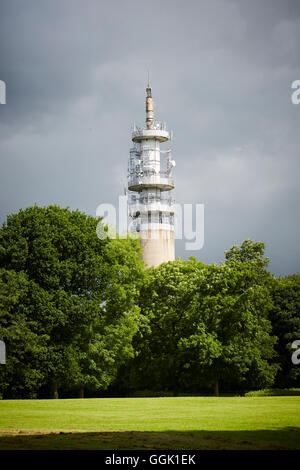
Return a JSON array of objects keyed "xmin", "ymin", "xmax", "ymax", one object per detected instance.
[{"xmin": 0, "ymin": 0, "xmax": 299, "ymax": 275}]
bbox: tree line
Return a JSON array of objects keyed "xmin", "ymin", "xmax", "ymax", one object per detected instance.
[{"xmin": 0, "ymin": 205, "xmax": 299, "ymax": 398}]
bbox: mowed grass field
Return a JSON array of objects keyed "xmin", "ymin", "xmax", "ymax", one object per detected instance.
[{"xmin": 0, "ymin": 396, "xmax": 300, "ymax": 450}]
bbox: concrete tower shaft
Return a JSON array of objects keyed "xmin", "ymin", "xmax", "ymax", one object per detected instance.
[{"xmin": 128, "ymin": 85, "xmax": 175, "ymax": 267}]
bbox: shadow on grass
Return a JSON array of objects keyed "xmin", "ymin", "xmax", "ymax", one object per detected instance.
[{"xmin": 0, "ymin": 428, "xmax": 299, "ymax": 450}]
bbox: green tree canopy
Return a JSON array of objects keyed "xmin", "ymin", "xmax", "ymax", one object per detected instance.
[
  {"xmin": 126, "ymin": 246, "xmax": 278, "ymax": 396},
  {"xmin": 225, "ymin": 239, "xmax": 270, "ymax": 267},
  {"xmin": 0, "ymin": 205, "xmax": 144, "ymax": 398},
  {"xmin": 269, "ymin": 274, "xmax": 300, "ymax": 387}
]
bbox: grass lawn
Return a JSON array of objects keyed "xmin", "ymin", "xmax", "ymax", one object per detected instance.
[{"xmin": 0, "ymin": 396, "xmax": 300, "ymax": 450}]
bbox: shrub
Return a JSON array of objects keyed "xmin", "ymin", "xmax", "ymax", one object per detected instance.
[{"xmin": 245, "ymin": 388, "xmax": 300, "ymax": 397}]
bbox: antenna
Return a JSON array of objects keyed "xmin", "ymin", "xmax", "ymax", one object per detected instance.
[{"xmin": 147, "ymin": 69, "xmax": 150, "ymax": 87}]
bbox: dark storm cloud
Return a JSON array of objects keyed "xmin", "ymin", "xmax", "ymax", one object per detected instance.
[{"xmin": 0, "ymin": 0, "xmax": 299, "ymax": 275}]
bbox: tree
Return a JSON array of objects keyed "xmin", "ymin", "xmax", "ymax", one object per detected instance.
[
  {"xmin": 269, "ymin": 274, "xmax": 300, "ymax": 387},
  {"xmin": 126, "ymin": 244, "xmax": 278, "ymax": 396},
  {"xmin": 225, "ymin": 239, "xmax": 269, "ymax": 266},
  {"xmin": 127, "ymin": 258, "xmax": 206, "ymax": 395},
  {"xmin": 72, "ymin": 236, "xmax": 145, "ymax": 397},
  {"xmin": 0, "ymin": 205, "xmax": 144, "ymax": 398},
  {"xmin": 0, "ymin": 269, "xmax": 48, "ymax": 398},
  {"xmin": 182, "ymin": 262, "xmax": 278, "ymax": 395},
  {"xmin": 225, "ymin": 239, "xmax": 271, "ymax": 283}
]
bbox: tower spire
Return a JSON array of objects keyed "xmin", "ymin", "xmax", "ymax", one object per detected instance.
[{"xmin": 145, "ymin": 82, "xmax": 154, "ymax": 129}]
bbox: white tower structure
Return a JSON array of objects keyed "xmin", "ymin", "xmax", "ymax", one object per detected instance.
[{"xmin": 128, "ymin": 84, "xmax": 175, "ymax": 267}]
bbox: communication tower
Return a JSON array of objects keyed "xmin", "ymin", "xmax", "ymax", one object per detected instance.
[{"xmin": 127, "ymin": 84, "xmax": 176, "ymax": 266}]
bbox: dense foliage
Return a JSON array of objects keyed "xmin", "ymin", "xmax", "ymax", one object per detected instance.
[
  {"xmin": 0, "ymin": 205, "xmax": 144, "ymax": 398},
  {"xmin": 118, "ymin": 249, "xmax": 278, "ymax": 396},
  {"xmin": 115, "ymin": 241, "xmax": 299, "ymax": 395},
  {"xmin": 0, "ymin": 206, "xmax": 299, "ymax": 398},
  {"xmin": 269, "ymin": 274, "xmax": 300, "ymax": 387}
]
